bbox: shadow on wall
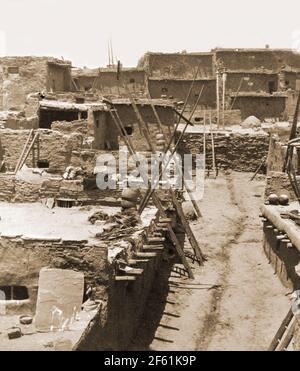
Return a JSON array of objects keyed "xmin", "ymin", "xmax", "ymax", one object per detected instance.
[{"xmin": 0, "ymin": 137, "xmax": 5, "ymax": 172}]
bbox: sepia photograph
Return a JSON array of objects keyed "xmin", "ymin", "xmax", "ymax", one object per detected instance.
[{"xmin": 0, "ymin": 0, "xmax": 300, "ymax": 357}]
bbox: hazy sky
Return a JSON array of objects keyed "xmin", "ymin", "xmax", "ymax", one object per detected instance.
[{"xmin": 1, "ymin": 0, "xmax": 300, "ymax": 68}]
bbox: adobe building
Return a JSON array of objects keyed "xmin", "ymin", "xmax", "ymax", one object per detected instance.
[
  {"xmin": 214, "ymin": 48, "xmax": 300, "ymax": 121},
  {"xmin": 138, "ymin": 52, "xmax": 216, "ymax": 111},
  {"xmin": 72, "ymin": 67, "xmax": 147, "ymax": 97},
  {"xmin": 0, "ymin": 57, "xmax": 73, "ymax": 112}
]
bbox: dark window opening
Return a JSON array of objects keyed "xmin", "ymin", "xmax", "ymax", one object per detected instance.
[
  {"xmin": 83, "ymin": 176, "xmax": 98, "ymax": 191},
  {"xmin": 161, "ymin": 87, "xmax": 168, "ymax": 94},
  {"xmin": 194, "ymin": 117, "xmax": 201, "ymax": 123},
  {"xmin": 37, "ymin": 160, "xmax": 49, "ymax": 169},
  {"xmin": 75, "ymin": 97, "xmax": 85, "ymax": 104},
  {"xmin": 129, "ymin": 78, "xmax": 135, "ymax": 84},
  {"xmin": 0, "ymin": 286, "xmax": 29, "ymax": 301},
  {"xmin": 285, "ymin": 80, "xmax": 290, "ymax": 86},
  {"xmin": 268, "ymin": 81, "xmax": 276, "ymax": 94},
  {"xmin": 57, "ymin": 199, "xmax": 76, "ymax": 208},
  {"xmin": 8, "ymin": 66, "xmax": 19, "ymax": 74},
  {"xmin": 123, "ymin": 126, "xmax": 133, "ymax": 136},
  {"xmin": 39, "ymin": 109, "xmax": 85, "ymax": 129},
  {"xmin": 95, "ymin": 119, "xmax": 100, "ymax": 129}
]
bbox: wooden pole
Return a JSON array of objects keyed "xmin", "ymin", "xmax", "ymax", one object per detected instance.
[
  {"xmin": 230, "ymin": 77, "xmax": 244, "ymax": 110},
  {"xmin": 109, "ymin": 108, "xmax": 195, "ymax": 277},
  {"xmin": 14, "ymin": 129, "xmax": 33, "ymax": 174},
  {"xmin": 147, "ymin": 96, "xmax": 202, "ymax": 218},
  {"xmin": 139, "ymin": 85, "xmax": 205, "ymax": 213},
  {"xmin": 222, "ymin": 73, "xmax": 226, "ymax": 129},
  {"xmin": 216, "ymin": 72, "xmax": 220, "ymax": 129},
  {"xmin": 210, "ymin": 110, "xmax": 217, "ymax": 178}
]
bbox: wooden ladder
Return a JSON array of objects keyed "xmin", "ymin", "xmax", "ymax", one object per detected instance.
[
  {"xmin": 268, "ymin": 308, "xmax": 297, "ymax": 351},
  {"xmin": 14, "ymin": 130, "xmax": 40, "ymax": 174}
]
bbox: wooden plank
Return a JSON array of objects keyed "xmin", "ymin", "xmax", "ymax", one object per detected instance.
[
  {"xmin": 115, "ymin": 276, "xmax": 136, "ymax": 281},
  {"xmin": 170, "ymin": 191, "xmax": 205, "ymax": 264},
  {"xmin": 135, "ymin": 252, "xmax": 158, "ymax": 258},
  {"xmin": 147, "ymin": 237, "xmax": 165, "ymax": 243},
  {"xmin": 277, "ymin": 316, "xmax": 297, "ymax": 351},
  {"xmin": 268, "ymin": 308, "xmax": 294, "ymax": 351},
  {"xmin": 142, "ymin": 245, "xmax": 164, "ymax": 251},
  {"xmin": 124, "ymin": 268, "xmax": 144, "ymax": 276},
  {"xmin": 14, "ymin": 129, "xmax": 33, "ymax": 173},
  {"xmin": 128, "ymin": 259, "xmax": 150, "ymax": 265},
  {"xmin": 18, "ymin": 132, "xmax": 39, "ymax": 171}
]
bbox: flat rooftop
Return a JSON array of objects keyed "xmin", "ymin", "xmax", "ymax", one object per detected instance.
[
  {"xmin": 0, "ymin": 308, "xmax": 99, "ymax": 351},
  {"xmin": 0, "ymin": 203, "xmax": 119, "ymax": 242},
  {"xmin": 0, "ymin": 202, "xmax": 157, "ymax": 242}
]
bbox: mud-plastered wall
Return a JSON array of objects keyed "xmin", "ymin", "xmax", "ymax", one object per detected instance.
[{"xmin": 0, "ymin": 236, "xmax": 108, "ymax": 313}]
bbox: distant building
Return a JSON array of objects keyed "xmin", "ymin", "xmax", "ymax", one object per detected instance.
[
  {"xmin": 72, "ymin": 67, "xmax": 147, "ymax": 97},
  {"xmin": 0, "ymin": 56, "xmax": 73, "ymax": 111}
]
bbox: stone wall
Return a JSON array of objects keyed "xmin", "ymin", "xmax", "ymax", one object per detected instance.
[
  {"xmin": 178, "ymin": 131, "xmax": 269, "ymax": 172},
  {"xmin": 0, "ymin": 175, "xmax": 122, "ymax": 203}
]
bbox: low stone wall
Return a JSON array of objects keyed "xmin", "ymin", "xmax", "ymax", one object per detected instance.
[
  {"xmin": 0, "ymin": 175, "xmax": 122, "ymax": 203},
  {"xmin": 265, "ymin": 171, "xmax": 300, "ymax": 201},
  {"xmin": 0, "ymin": 129, "xmax": 83, "ymax": 173},
  {"xmin": 178, "ymin": 131, "xmax": 269, "ymax": 172},
  {"xmin": 75, "ymin": 212, "xmax": 177, "ymax": 351}
]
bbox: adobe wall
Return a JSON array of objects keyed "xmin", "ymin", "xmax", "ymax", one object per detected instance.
[
  {"xmin": 265, "ymin": 172, "xmax": 300, "ymax": 202},
  {"xmin": 232, "ymin": 96, "xmax": 286, "ymax": 120},
  {"xmin": 74, "ymin": 70, "xmax": 146, "ymax": 96},
  {"xmin": 0, "ymin": 129, "xmax": 84, "ymax": 173},
  {"xmin": 75, "ymin": 210, "xmax": 181, "ymax": 351},
  {"xmin": 178, "ymin": 131, "xmax": 269, "ymax": 172},
  {"xmin": 262, "ymin": 222, "xmax": 300, "ymax": 291},
  {"xmin": 148, "ymin": 79, "xmax": 216, "ymax": 108},
  {"xmin": 215, "ymin": 50, "xmax": 300, "ymax": 71},
  {"xmin": 0, "ymin": 57, "xmax": 72, "ymax": 111},
  {"xmin": 107, "ymin": 104, "xmax": 175, "ymax": 129},
  {"xmin": 47, "ymin": 63, "xmax": 72, "ymax": 92},
  {"xmin": 0, "ymin": 235, "xmax": 108, "ymax": 314},
  {"xmin": 285, "ymin": 91, "xmax": 300, "ymax": 120},
  {"xmin": 0, "ymin": 57, "xmax": 48, "ymax": 111},
  {"xmin": 226, "ymin": 73, "xmax": 278, "ymax": 93},
  {"xmin": 139, "ymin": 53, "xmax": 214, "ymax": 79},
  {"xmin": 0, "ymin": 175, "xmax": 122, "ymax": 204}
]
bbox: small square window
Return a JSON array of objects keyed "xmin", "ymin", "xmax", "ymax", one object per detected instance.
[
  {"xmin": 129, "ymin": 78, "xmax": 135, "ymax": 84},
  {"xmin": 7, "ymin": 66, "xmax": 19, "ymax": 75}
]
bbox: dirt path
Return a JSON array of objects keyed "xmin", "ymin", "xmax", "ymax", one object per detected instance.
[{"xmin": 131, "ymin": 171, "xmax": 291, "ymax": 351}]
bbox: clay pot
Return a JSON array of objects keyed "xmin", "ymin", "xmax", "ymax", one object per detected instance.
[
  {"xmin": 156, "ymin": 139, "xmax": 166, "ymax": 146},
  {"xmin": 121, "ymin": 188, "xmax": 139, "ymax": 202},
  {"xmin": 279, "ymin": 194, "xmax": 289, "ymax": 206},
  {"xmin": 268, "ymin": 193, "xmax": 279, "ymax": 205},
  {"xmin": 121, "ymin": 200, "xmax": 137, "ymax": 209}
]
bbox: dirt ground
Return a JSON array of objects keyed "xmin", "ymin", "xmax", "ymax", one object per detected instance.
[{"xmin": 131, "ymin": 171, "xmax": 291, "ymax": 351}]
